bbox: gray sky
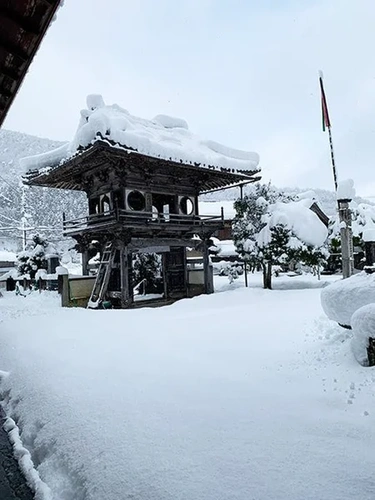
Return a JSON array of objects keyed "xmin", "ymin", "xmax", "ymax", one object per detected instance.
[{"xmin": 4, "ymin": 0, "xmax": 375, "ymax": 196}]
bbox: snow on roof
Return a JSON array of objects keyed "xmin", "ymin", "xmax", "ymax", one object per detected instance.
[
  {"xmin": 259, "ymin": 199, "xmax": 328, "ymax": 248},
  {"xmin": 21, "ymin": 95, "xmax": 260, "ymax": 175},
  {"xmin": 199, "ymin": 200, "xmax": 236, "ymax": 219},
  {"xmin": 0, "ymin": 250, "xmax": 17, "ymax": 262},
  {"xmin": 210, "ymin": 238, "xmax": 238, "ymax": 257},
  {"xmin": 295, "ymin": 190, "xmax": 317, "ymax": 203}
]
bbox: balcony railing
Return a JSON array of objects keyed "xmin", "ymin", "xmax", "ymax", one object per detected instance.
[{"xmin": 63, "ymin": 208, "xmax": 224, "ymax": 234}]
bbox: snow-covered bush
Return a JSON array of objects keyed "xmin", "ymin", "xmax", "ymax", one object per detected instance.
[
  {"xmin": 233, "ymin": 183, "xmax": 328, "ymax": 289},
  {"xmin": 321, "ymin": 272, "xmax": 375, "ymax": 327},
  {"xmin": 217, "ymin": 262, "xmax": 243, "ymax": 283},
  {"xmin": 351, "ymin": 304, "xmax": 375, "ymax": 366}
]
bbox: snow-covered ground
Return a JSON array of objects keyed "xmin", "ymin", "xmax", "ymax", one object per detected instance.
[{"xmin": 0, "ymin": 273, "xmax": 375, "ymax": 500}]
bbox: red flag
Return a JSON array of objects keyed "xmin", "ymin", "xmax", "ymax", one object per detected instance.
[{"xmin": 319, "ymin": 71, "xmax": 331, "ymax": 131}]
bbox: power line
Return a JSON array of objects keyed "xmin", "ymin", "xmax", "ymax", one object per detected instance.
[{"xmin": 0, "ymin": 174, "xmax": 21, "ymax": 198}]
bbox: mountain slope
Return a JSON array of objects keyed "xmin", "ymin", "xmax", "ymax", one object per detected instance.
[{"xmin": 0, "ymin": 129, "xmax": 86, "ymax": 251}]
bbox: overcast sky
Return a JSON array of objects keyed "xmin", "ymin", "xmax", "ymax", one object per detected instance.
[{"xmin": 4, "ymin": 0, "xmax": 375, "ymax": 196}]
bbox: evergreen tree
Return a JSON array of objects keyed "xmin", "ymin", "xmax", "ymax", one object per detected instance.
[
  {"xmin": 233, "ymin": 183, "xmax": 328, "ymax": 289},
  {"xmin": 233, "ymin": 184, "xmax": 291, "ymax": 289},
  {"xmin": 16, "ymin": 233, "xmax": 49, "ymax": 279},
  {"xmin": 132, "ymin": 253, "xmax": 162, "ymax": 294}
]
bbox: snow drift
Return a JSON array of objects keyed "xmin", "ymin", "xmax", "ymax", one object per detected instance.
[
  {"xmin": 1, "ymin": 281, "xmax": 375, "ymax": 500},
  {"xmin": 321, "ymin": 271, "xmax": 375, "ymax": 327},
  {"xmin": 351, "ymin": 303, "xmax": 375, "ymax": 366}
]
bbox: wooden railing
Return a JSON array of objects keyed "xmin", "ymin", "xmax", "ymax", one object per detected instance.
[{"xmin": 63, "ymin": 208, "xmax": 224, "ymax": 233}]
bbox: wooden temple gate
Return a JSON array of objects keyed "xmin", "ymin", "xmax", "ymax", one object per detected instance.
[{"xmin": 27, "ymin": 139, "xmax": 259, "ymax": 308}]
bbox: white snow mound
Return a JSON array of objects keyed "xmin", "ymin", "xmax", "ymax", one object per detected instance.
[
  {"xmin": 351, "ymin": 303, "xmax": 375, "ymax": 366},
  {"xmin": 258, "ymin": 199, "xmax": 328, "ymax": 248},
  {"xmin": 337, "ymin": 179, "xmax": 355, "ymax": 201},
  {"xmin": 321, "ymin": 272, "xmax": 375, "ymax": 327},
  {"xmin": 363, "ymin": 228, "xmax": 375, "ymax": 242},
  {"xmin": 21, "ymin": 95, "xmax": 260, "ymax": 174},
  {"xmin": 153, "ymin": 114, "xmax": 189, "ymax": 130}
]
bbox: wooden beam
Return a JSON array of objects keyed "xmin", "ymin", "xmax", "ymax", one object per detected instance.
[
  {"xmin": 0, "ymin": 34, "xmax": 29, "ymax": 62},
  {"xmin": 202, "ymin": 238, "xmax": 214, "ymax": 294},
  {"xmin": 120, "ymin": 242, "xmax": 131, "ymax": 308},
  {"xmin": 129, "ymin": 237, "xmax": 199, "ymax": 250},
  {"xmin": 0, "ymin": 6, "xmax": 43, "ymax": 35},
  {"xmin": 0, "ymin": 65, "xmax": 20, "ymax": 81}
]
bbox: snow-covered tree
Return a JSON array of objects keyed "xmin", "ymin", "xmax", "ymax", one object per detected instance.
[
  {"xmin": 233, "ymin": 183, "xmax": 329, "ymax": 289},
  {"xmin": 132, "ymin": 253, "xmax": 162, "ymax": 294},
  {"xmin": 16, "ymin": 233, "xmax": 52, "ymax": 279}
]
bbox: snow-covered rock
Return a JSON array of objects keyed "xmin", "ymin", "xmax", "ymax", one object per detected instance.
[
  {"xmin": 21, "ymin": 95, "xmax": 260, "ymax": 175},
  {"xmin": 321, "ymin": 272, "xmax": 375, "ymax": 327},
  {"xmin": 351, "ymin": 304, "xmax": 375, "ymax": 366}
]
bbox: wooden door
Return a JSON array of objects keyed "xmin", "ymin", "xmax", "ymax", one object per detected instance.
[{"xmin": 164, "ymin": 247, "xmax": 187, "ymax": 297}]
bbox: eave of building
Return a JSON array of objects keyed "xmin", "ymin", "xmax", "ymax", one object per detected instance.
[
  {"xmin": 25, "ymin": 141, "xmax": 261, "ymax": 193},
  {"xmin": 0, "ymin": 0, "xmax": 61, "ymax": 127}
]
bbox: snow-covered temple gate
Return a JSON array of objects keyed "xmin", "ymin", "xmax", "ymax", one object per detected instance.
[{"xmin": 25, "ymin": 96, "xmax": 260, "ymax": 308}]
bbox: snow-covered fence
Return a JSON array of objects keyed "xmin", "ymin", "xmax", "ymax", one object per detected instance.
[{"xmin": 0, "ymin": 273, "xmax": 58, "ymax": 292}]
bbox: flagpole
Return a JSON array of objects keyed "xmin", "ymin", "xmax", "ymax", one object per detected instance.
[
  {"xmin": 319, "ymin": 71, "xmax": 338, "ymax": 191},
  {"xmin": 319, "ymin": 71, "xmax": 354, "ymax": 278},
  {"xmin": 327, "ymin": 126, "xmax": 338, "ymax": 191}
]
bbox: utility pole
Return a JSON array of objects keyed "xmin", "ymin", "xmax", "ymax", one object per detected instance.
[{"xmin": 20, "ymin": 180, "xmax": 27, "ymax": 250}]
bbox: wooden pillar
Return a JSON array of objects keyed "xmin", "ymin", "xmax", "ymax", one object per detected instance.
[
  {"xmin": 82, "ymin": 249, "xmax": 90, "ymax": 276},
  {"xmin": 365, "ymin": 242, "xmax": 375, "ymax": 268},
  {"xmin": 244, "ymin": 261, "xmax": 248, "ymax": 287},
  {"xmin": 145, "ymin": 192, "xmax": 152, "ymax": 212},
  {"xmin": 120, "ymin": 242, "xmax": 131, "ymax": 308},
  {"xmin": 162, "ymin": 253, "xmax": 168, "ymax": 298},
  {"xmin": 59, "ymin": 274, "xmax": 69, "ymax": 307},
  {"xmin": 203, "ymin": 238, "xmax": 214, "ymax": 294}
]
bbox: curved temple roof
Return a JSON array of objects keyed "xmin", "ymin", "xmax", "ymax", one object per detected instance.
[{"xmin": 23, "ymin": 94, "xmax": 261, "ymax": 191}]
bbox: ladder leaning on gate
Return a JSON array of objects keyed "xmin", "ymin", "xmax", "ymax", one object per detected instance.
[{"xmin": 87, "ymin": 242, "xmax": 116, "ymax": 309}]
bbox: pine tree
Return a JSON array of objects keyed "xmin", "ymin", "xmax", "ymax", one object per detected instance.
[
  {"xmin": 132, "ymin": 253, "xmax": 162, "ymax": 294},
  {"xmin": 233, "ymin": 183, "xmax": 328, "ymax": 289},
  {"xmin": 16, "ymin": 233, "xmax": 49, "ymax": 279},
  {"xmin": 233, "ymin": 183, "xmax": 291, "ymax": 289}
]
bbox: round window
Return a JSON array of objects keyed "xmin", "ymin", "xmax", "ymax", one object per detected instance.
[
  {"xmin": 127, "ymin": 190, "xmax": 146, "ymax": 211},
  {"xmin": 179, "ymin": 196, "xmax": 194, "ymax": 215}
]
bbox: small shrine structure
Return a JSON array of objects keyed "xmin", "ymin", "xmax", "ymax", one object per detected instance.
[{"xmin": 25, "ymin": 95, "xmax": 260, "ymax": 308}]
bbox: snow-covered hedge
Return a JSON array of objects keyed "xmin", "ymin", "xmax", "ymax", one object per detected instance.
[
  {"xmin": 351, "ymin": 304, "xmax": 375, "ymax": 366},
  {"xmin": 321, "ymin": 272, "xmax": 375, "ymax": 327}
]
